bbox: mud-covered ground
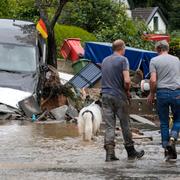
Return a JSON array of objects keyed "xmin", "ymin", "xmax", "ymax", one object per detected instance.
[{"xmin": 0, "ymin": 120, "xmax": 180, "ymax": 180}]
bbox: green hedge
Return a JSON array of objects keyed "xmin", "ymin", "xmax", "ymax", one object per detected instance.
[
  {"xmin": 55, "ymin": 24, "xmax": 97, "ymax": 52},
  {"xmin": 169, "ymin": 31, "xmax": 180, "ymax": 58},
  {"xmin": 170, "ymin": 39, "xmax": 180, "ymax": 58}
]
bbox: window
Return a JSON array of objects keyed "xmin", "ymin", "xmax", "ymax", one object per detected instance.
[
  {"xmin": 153, "ymin": 17, "xmax": 159, "ymax": 31},
  {"xmin": 0, "ymin": 43, "xmax": 36, "ymax": 72}
]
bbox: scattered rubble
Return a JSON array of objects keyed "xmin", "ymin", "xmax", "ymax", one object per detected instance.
[
  {"xmin": 130, "ymin": 114, "xmax": 157, "ymax": 127},
  {"xmin": 0, "ymin": 59, "xmax": 157, "ymax": 130}
]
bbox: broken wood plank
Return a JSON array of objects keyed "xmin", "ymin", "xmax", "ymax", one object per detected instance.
[
  {"xmin": 133, "ymin": 136, "xmax": 153, "ymax": 141},
  {"xmin": 130, "ymin": 114, "xmax": 156, "ymax": 127},
  {"xmin": 132, "ymin": 132, "xmax": 153, "ymax": 140},
  {"xmin": 130, "ymin": 98, "xmax": 157, "ymax": 115}
]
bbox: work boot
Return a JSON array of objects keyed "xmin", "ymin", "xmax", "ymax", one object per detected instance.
[
  {"xmin": 166, "ymin": 137, "xmax": 177, "ymax": 161},
  {"xmin": 105, "ymin": 145, "xmax": 119, "ymax": 162},
  {"xmin": 125, "ymin": 145, "xmax": 144, "ymax": 160},
  {"xmin": 164, "ymin": 148, "xmax": 171, "ymax": 162},
  {"xmin": 164, "ymin": 149, "xmax": 168, "ymax": 159}
]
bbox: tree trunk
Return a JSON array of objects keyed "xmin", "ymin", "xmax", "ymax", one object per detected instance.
[
  {"xmin": 47, "ymin": 28, "xmax": 57, "ymax": 68},
  {"xmin": 35, "ymin": 0, "xmax": 68, "ymax": 68}
]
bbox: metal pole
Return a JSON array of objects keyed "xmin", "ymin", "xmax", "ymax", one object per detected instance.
[{"xmin": 43, "ymin": 44, "xmax": 46, "ymax": 64}]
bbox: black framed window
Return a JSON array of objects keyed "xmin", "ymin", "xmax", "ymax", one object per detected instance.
[{"xmin": 153, "ymin": 17, "xmax": 159, "ymax": 31}]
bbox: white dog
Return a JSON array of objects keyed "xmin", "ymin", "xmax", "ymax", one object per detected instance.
[{"xmin": 77, "ymin": 101, "xmax": 102, "ymax": 141}]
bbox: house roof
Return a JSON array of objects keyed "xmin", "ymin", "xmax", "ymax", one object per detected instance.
[{"xmin": 132, "ymin": 7, "xmax": 168, "ymax": 25}]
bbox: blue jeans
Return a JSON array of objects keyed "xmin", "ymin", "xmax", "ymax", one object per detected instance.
[{"xmin": 157, "ymin": 89, "xmax": 180, "ymax": 148}]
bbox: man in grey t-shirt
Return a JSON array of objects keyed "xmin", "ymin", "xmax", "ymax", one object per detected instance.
[
  {"xmin": 101, "ymin": 39, "xmax": 144, "ymax": 162},
  {"xmin": 148, "ymin": 40, "xmax": 180, "ymax": 161}
]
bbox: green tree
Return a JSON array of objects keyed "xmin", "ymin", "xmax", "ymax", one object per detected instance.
[
  {"xmin": 0, "ymin": 0, "xmax": 11, "ymax": 18},
  {"xmin": 0, "ymin": 0, "xmax": 39, "ymax": 21},
  {"xmin": 61, "ymin": 0, "xmax": 124, "ymax": 33},
  {"xmin": 61, "ymin": 0, "xmax": 153, "ymax": 50},
  {"xmin": 96, "ymin": 14, "xmax": 153, "ymax": 50},
  {"xmin": 12, "ymin": 0, "xmax": 39, "ymax": 21},
  {"xmin": 169, "ymin": 1, "xmax": 180, "ymax": 30},
  {"xmin": 169, "ymin": 31, "xmax": 180, "ymax": 58}
]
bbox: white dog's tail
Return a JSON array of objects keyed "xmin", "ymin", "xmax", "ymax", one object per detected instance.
[{"xmin": 82, "ymin": 111, "xmax": 94, "ymax": 141}]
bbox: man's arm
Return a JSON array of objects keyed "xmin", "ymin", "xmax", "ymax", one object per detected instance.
[
  {"xmin": 147, "ymin": 72, "xmax": 157, "ymax": 104},
  {"xmin": 149, "ymin": 72, "xmax": 157, "ymax": 95},
  {"xmin": 147, "ymin": 60, "xmax": 157, "ymax": 104},
  {"xmin": 122, "ymin": 58, "xmax": 131, "ymax": 100},
  {"xmin": 123, "ymin": 70, "xmax": 131, "ymax": 92},
  {"xmin": 123, "ymin": 70, "xmax": 131, "ymax": 101}
]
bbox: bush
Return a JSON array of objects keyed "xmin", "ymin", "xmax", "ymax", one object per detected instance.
[
  {"xmin": 55, "ymin": 24, "xmax": 97, "ymax": 51},
  {"xmin": 61, "ymin": 0, "xmax": 125, "ymax": 33},
  {"xmin": 95, "ymin": 15, "xmax": 154, "ymax": 51},
  {"xmin": 169, "ymin": 31, "xmax": 180, "ymax": 58}
]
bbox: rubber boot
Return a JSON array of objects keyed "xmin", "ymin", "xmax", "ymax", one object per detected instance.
[
  {"xmin": 125, "ymin": 145, "xmax": 144, "ymax": 160},
  {"xmin": 164, "ymin": 149, "xmax": 168, "ymax": 159},
  {"xmin": 105, "ymin": 145, "xmax": 119, "ymax": 162},
  {"xmin": 166, "ymin": 137, "xmax": 177, "ymax": 161}
]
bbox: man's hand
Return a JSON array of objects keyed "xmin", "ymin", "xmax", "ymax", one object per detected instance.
[
  {"xmin": 126, "ymin": 91, "xmax": 132, "ymax": 99},
  {"xmin": 147, "ymin": 93, "xmax": 155, "ymax": 104},
  {"xmin": 126, "ymin": 91, "xmax": 132, "ymax": 104}
]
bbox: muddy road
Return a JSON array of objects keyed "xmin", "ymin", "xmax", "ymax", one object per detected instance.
[{"xmin": 0, "ymin": 120, "xmax": 179, "ymax": 180}]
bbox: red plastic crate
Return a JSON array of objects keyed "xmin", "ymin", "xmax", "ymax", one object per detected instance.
[
  {"xmin": 60, "ymin": 38, "xmax": 84, "ymax": 62},
  {"xmin": 60, "ymin": 41, "xmax": 71, "ymax": 60}
]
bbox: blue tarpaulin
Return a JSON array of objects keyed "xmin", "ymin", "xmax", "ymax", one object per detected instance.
[{"xmin": 84, "ymin": 42, "xmax": 158, "ymax": 77}]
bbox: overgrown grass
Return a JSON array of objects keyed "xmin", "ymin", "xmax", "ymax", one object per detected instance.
[{"xmin": 55, "ymin": 24, "xmax": 97, "ymax": 50}]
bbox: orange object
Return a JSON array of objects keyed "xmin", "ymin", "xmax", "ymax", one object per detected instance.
[
  {"xmin": 60, "ymin": 38, "xmax": 84, "ymax": 62},
  {"xmin": 36, "ymin": 19, "xmax": 48, "ymax": 39},
  {"xmin": 143, "ymin": 34, "xmax": 170, "ymax": 42}
]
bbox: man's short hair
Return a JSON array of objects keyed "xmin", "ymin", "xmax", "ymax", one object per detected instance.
[
  {"xmin": 112, "ymin": 39, "xmax": 125, "ymax": 52},
  {"xmin": 155, "ymin": 40, "xmax": 169, "ymax": 52}
]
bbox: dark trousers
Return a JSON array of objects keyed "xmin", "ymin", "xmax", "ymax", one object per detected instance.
[
  {"xmin": 157, "ymin": 89, "xmax": 180, "ymax": 148},
  {"xmin": 102, "ymin": 94, "xmax": 134, "ymax": 147}
]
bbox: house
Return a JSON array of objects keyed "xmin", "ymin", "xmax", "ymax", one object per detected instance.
[
  {"xmin": 116, "ymin": 0, "xmax": 168, "ymax": 34},
  {"xmin": 132, "ymin": 7, "xmax": 168, "ymax": 34}
]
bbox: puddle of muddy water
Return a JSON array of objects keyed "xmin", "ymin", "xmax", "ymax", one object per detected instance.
[
  {"xmin": 0, "ymin": 120, "xmax": 180, "ymax": 180},
  {"xmin": 32, "ymin": 123, "xmax": 79, "ymax": 139},
  {"xmin": 0, "ymin": 120, "xmax": 79, "ymax": 139}
]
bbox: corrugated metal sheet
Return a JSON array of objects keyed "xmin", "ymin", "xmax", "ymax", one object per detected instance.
[{"xmin": 68, "ymin": 63, "xmax": 101, "ymax": 88}]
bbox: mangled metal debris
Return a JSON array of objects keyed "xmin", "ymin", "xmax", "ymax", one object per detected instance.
[
  {"xmin": 18, "ymin": 95, "xmax": 42, "ymax": 118},
  {"xmin": 0, "ymin": 64, "xmax": 73, "ymax": 121},
  {"xmin": 0, "ymin": 104, "xmax": 16, "ymax": 114},
  {"xmin": 0, "ymin": 87, "xmax": 32, "ymax": 109},
  {"xmin": 50, "ymin": 105, "xmax": 68, "ymax": 121}
]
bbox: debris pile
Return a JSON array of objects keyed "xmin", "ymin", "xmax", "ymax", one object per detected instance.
[{"xmin": 0, "ymin": 39, "xmax": 158, "ymax": 126}]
